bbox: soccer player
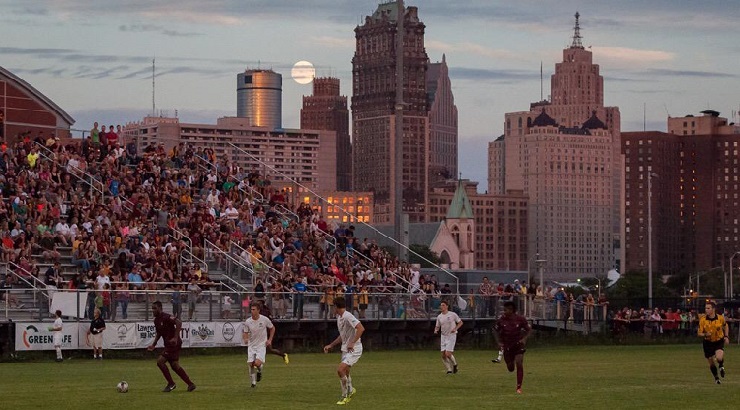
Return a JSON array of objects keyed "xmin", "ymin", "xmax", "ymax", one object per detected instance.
[
  {"xmin": 147, "ymin": 301, "xmax": 196, "ymax": 392},
  {"xmin": 698, "ymin": 301, "xmax": 730, "ymax": 384},
  {"xmin": 50, "ymin": 310, "xmax": 63, "ymax": 362},
  {"xmin": 323, "ymin": 297, "xmax": 365, "ymax": 405},
  {"xmin": 493, "ymin": 301, "xmax": 531, "ymax": 394},
  {"xmin": 243, "ymin": 302, "xmax": 275, "ymax": 388},
  {"xmin": 87, "ymin": 308, "xmax": 106, "ymax": 359},
  {"xmin": 434, "ymin": 300, "xmax": 462, "ymax": 374}
]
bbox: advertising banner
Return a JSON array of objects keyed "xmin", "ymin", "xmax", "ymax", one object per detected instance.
[
  {"xmin": 15, "ymin": 322, "xmax": 79, "ymax": 351},
  {"xmin": 214, "ymin": 321, "xmax": 244, "ymax": 347},
  {"xmin": 188, "ymin": 322, "xmax": 216, "ymax": 347}
]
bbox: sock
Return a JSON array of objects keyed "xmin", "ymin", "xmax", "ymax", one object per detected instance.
[
  {"xmin": 711, "ymin": 365, "xmax": 719, "ymax": 378},
  {"xmin": 340, "ymin": 376, "xmax": 348, "ymax": 397},
  {"xmin": 249, "ymin": 365, "xmax": 256, "ymax": 384},
  {"xmin": 347, "ymin": 375, "xmax": 353, "ymax": 394},
  {"xmin": 498, "ymin": 349, "xmax": 504, "ymax": 360},
  {"xmin": 718, "ymin": 359, "xmax": 724, "ymax": 368},
  {"xmin": 158, "ymin": 362, "xmax": 175, "ymax": 385},
  {"xmin": 443, "ymin": 357, "xmax": 451, "ymax": 371},
  {"xmin": 173, "ymin": 366, "xmax": 193, "ymax": 385},
  {"xmin": 516, "ymin": 365, "xmax": 524, "ymax": 388},
  {"xmin": 56, "ymin": 347, "xmax": 62, "ymax": 360},
  {"xmin": 258, "ymin": 364, "xmax": 263, "ymax": 373},
  {"xmin": 449, "ymin": 354, "xmax": 457, "ymax": 366}
]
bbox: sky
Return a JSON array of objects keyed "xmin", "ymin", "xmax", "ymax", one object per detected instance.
[{"xmin": 2, "ymin": 0, "xmax": 740, "ymax": 189}]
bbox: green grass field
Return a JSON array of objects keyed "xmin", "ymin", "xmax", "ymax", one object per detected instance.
[{"xmin": 1, "ymin": 345, "xmax": 738, "ymax": 409}]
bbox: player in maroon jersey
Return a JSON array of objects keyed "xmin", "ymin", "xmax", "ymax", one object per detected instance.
[
  {"xmin": 147, "ymin": 301, "xmax": 196, "ymax": 392},
  {"xmin": 493, "ymin": 301, "xmax": 531, "ymax": 394}
]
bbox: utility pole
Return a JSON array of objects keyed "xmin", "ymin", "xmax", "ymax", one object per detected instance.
[{"xmin": 394, "ymin": 0, "xmax": 406, "ymax": 261}]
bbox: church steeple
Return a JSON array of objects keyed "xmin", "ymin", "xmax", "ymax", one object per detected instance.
[{"xmin": 570, "ymin": 12, "xmax": 584, "ymax": 49}]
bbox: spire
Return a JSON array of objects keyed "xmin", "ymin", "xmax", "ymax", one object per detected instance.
[
  {"xmin": 570, "ymin": 11, "xmax": 584, "ymax": 49},
  {"xmin": 446, "ymin": 179, "xmax": 474, "ymax": 220}
]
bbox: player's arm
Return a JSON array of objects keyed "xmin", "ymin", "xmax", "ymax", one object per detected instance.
[
  {"xmin": 492, "ymin": 325, "xmax": 503, "ymax": 349},
  {"xmin": 453, "ymin": 318, "xmax": 463, "ymax": 334},
  {"xmin": 346, "ymin": 322, "xmax": 365, "ymax": 351},
  {"xmin": 519, "ymin": 320, "xmax": 532, "ymax": 345},
  {"xmin": 172, "ymin": 317, "xmax": 182, "ymax": 344},
  {"xmin": 723, "ymin": 319, "xmax": 730, "ymax": 343},
  {"xmin": 697, "ymin": 319, "xmax": 706, "ymax": 338},
  {"xmin": 324, "ymin": 335, "xmax": 342, "ymax": 353},
  {"xmin": 149, "ymin": 331, "xmax": 161, "ymax": 351},
  {"xmin": 267, "ymin": 324, "xmax": 275, "ymax": 346},
  {"xmin": 242, "ymin": 327, "xmax": 250, "ymax": 345},
  {"xmin": 434, "ymin": 317, "xmax": 441, "ymax": 334}
]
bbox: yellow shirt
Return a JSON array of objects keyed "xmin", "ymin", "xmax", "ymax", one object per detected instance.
[{"xmin": 698, "ymin": 314, "xmax": 727, "ymax": 342}]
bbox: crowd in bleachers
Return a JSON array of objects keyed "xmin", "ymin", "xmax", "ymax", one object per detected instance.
[{"xmin": 0, "ymin": 125, "xmax": 461, "ymax": 320}]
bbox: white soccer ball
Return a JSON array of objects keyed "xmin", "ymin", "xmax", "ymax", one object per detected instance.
[{"xmin": 117, "ymin": 381, "xmax": 129, "ymax": 393}]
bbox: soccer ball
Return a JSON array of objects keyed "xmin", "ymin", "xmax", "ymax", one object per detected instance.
[{"xmin": 117, "ymin": 381, "xmax": 129, "ymax": 393}]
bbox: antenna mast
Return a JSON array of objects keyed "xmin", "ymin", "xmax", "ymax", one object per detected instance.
[
  {"xmin": 152, "ymin": 58, "xmax": 156, "ymax": 116},
  {"xmin": 571, "ymin": 12, "xmax": 584, "ymax": 49},
  {"xmin": 540, "ymin": 61, "xmax": 543, "ymax": 101}
]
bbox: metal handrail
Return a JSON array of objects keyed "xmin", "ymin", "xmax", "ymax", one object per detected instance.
[
  {"xmin": 7, "ymin": 261, "xmax": 51, "ymax": 301},
  {"xmin": 34, "ymin": 142, "xmax": 106, "ymax": 200},
  {"xmin": 203, "ymin": 239, "xmax": 256, "ymax": 286},
  {"xmin": 229, "ymin": 241, "xmax": 282, "ymax": 285}
]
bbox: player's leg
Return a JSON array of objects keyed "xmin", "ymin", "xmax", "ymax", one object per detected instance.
[
  {"xmin": 170, "ymin": 359, "xmax": 196, "ymax": 391},
  {"xmin": 441, "ymin": 350, "xmax": 451, "ymax": 373},
  {"xmin": 157, "ymin": 355, "xmax": 176, "ymax": 391},
  {"xmin": 504, "ymin": 349, "xmax": 515, "ymax": 372},
  {"xmin": 716, "ymin": 348, "xmax": 726, "ymax": 378},
  {"xmin": 514, "ymin": 353, "xmax": 525, "ymax": 393},
  {"xmin": 248, "ymin": 360, "xmax": 257, "ymax": 387},
  {"xmin": 337, "ymin": 362, "xmax": 350, "ymax": 403},
  {"xmin": 254, "ymin": 357, "xmax": 264, "ymax": 382}
]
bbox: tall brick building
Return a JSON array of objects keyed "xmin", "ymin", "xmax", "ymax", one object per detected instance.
[
  {"xmin": 300, "ymin": 77, "xmax": 352, "ymax": 191},
  {"xmin": 623, "ymin": 110, "xmax": 740, "ymax": 276}
]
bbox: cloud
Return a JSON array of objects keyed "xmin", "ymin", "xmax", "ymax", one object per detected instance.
[
  {"xmin": 119, "ymin": 24, "xmax": 203, "ymax": 37},
  {"xmin": 449, "ymin": 67, "xmax": 535, "ymax": 83},
  {"xmin": 643, "ymin": 68, "xmax": 737, "ymax": 79},
  {"xmin": 592, "ymin": 46, "xmax": 674, "ymax": 63},
  {"xmin": 427, "ymin": 40, "xmax": 519, "ymax": 61},
  {"xmin": 310, "ymin": 36, "xmax": 355, "ymax": 49}
]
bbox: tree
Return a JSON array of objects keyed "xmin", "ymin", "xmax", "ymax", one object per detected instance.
[
  {"xmin": 408, "ymin": 244, "xmax": 441, "ymax": 268},
  {"xmin": 606, "ymin": 270, "xmax": 677, "ymax": 306}
]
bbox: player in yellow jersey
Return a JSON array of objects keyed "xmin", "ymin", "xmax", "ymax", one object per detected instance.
[{"xmin": 698, "ymin": 301, "xmax": 730, "ymax": 384}]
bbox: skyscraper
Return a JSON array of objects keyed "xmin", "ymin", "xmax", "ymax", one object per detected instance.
[
  {"xmin": 300, "ymin": 77, "xmax": 352, "ymax": 191},
  {"xmin": 352, "ymin": 1, "xmax": 430, "ymax": 224},
  {"xmin": 488, "ymin": 13, "xmax": 622, "ymax": 280},
  {"xmin": 427, "ymin": 55, "xmax": 459, "ymax": 185},
  {"xmin": 237, "ymin": 69, "xmax": 282, "ymax": 129}
]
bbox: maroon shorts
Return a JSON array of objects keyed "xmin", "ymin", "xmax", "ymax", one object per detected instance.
[
  {"xmin": 503, "ymin": 343, "xmax": 526, "ymax": 363},
  {"xmin": 162, "ymin": 343, "xmax": 182, "ymax": 363}
]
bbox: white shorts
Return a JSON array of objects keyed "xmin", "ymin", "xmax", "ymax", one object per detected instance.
[
  {"xmin": 247, "ymin": 346, "xmax": 266, "ymax": 364},
  {"xmin": 341, "ymin": 346, "xmax": 363, "ymax": 367},
  {"xmin": 92, "ymin": 333, "xmax": 103, "ymax": 349},
  {"xmin": 53, "ymin": 332, "xmax": 62, "ymax": 347},
  {"xmin": 440, "ymin": 334, "xmax": 457, "ymax": 352}
]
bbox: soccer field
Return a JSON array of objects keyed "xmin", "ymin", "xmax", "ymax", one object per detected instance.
[{"xmin": 2, "ymin": 345, "xmax": 738, "ymax": 409}]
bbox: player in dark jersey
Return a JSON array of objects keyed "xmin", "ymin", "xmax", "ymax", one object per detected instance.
[
  {"xmin": 147, "ymin": 301, "xmax": 197, "ymax": 392},
  {"xmin": 493, "ymin": 301, "xmax": 531, "ymax": 394},
  {"xmin": 258, "ymin": 300, "xmax": 290, "ymax": 364}
]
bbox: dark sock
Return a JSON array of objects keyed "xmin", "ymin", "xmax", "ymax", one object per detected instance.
[
  {"xmin": 718, "ymin": 360, "xmax": 724, "ymax": 368},
  {"xmin": 711, "ymin": 365, "xmax": 718, "ymax": 378},
  {"xmin": 157, "ymin": 362, "xmax": 175, "ymax": 385},
  {"xmin": 516, "ymin": 365, "xmax": 524, "ymax": 388},
  {"xmin": 173, "ymin": 366, "xmax": 194, "ymax": 385}
]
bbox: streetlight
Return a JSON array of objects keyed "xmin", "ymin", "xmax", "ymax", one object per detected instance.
[
  {"xmin": 647, "ymin": 171, "xmax": 658, "ymax": 309},
  {"xmin": 577, "ymin": 277, "xmax": 602, "ymax": 299},
  {"xmin": 730, "ymin": 252, "xmax": 740, "ymax": 300}
]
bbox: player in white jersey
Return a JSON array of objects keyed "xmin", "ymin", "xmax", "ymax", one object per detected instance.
[
  {"xmin": 242, "ymin": 302, "xmax": 275, "ymax": 388},
  {"xmin": 50, "ymin": 310, "xmax": 63, "ymax": 362},
  {"xmin": 434, "ymin": 300, "xmax": 462, "ymax": 374},
  {"xmin": 324, "ymin": 297, "xmax": 365, "ymax": 405}
]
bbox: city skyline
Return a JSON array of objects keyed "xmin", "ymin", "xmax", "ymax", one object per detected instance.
[{"xmin": 2, "ymin": 0, "xmax": 739, "ymax": 188}]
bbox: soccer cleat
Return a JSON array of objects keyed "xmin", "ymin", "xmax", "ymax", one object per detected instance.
[
  {"xmin": 720, "ymin": 367, "xmax": 726, "ymax": 378},
  {"xmin": 187, "ymin": 384, "xmax": 197, "ymax": 392},
  {"xmin": 716, "ymin": 378, "xmax": 722, "ymax": 385},
  {"xmin": 55, "ymin": 358, "xmax": 63, "ymax": 363},
  {"xmin": 251, "ymin": 382, "xmax": 256, "ymax": 388},
  {"xmin": 348, "ymin": 387, "xmax": 356, "ymax": 399},
  {"xmin": 453, "ymin": 364, "xmax": 458, "ymax": 374},
  {"xmin": 256, "ymin": 371, "xmax": 262, "ymax": 382},
  {"xmin": 336, "ymin": 397, "xmax": 348, "ymax": 405},
  {"xmin": 492, "ymin": 358, "xmax": 501, "ymax": 363},
  {"xmin": 283, "ymin": 353, "xmax": 290, "ymax": 365},
  {"xmin": 446, "ymin": 371, "xmax": 453, "ymax": 375},
  {"xmin": 516, "ymin": 388, "xmax": 522, "ymax": 394},
  {"xmin": 162, "ymin": 384, "xmax": 177, "ymax": 392}
]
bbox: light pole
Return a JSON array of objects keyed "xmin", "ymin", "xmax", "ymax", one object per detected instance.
[
  {"xmin": 647, "ymin": 171, "xmax": 658, "ymax": 309},
  {"xmin": 730, "ymin": 252, "xmax": 740, "ymax": 300},
  {"xmin": 578, "ymin": 277, "xmax": 602, "ymax": 299}
]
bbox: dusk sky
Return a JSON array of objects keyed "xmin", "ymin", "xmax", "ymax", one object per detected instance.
[{"xmin": 2, "ymin": 0, "xmax": 739, "ymax": 188}]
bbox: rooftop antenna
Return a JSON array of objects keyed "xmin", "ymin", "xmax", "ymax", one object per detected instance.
[
  {"xmin": 152, "ymin": 58, "xmax": 156, "ymax": 116},
  {"xmin": 643, "ymin": 103, "xmax": 646, "ymax": 131},
  {"xmin": 571, "ymin": 12, "xmax": 584, "ymax": 49},
  {"xmin": 540, "ymin": 61, "xmax": 543, "ymax": 101}
]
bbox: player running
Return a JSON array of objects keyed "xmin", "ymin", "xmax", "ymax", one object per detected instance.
[
  {"xmin": 434, "ymin": 300, "xmax": 462, "ymax": 374},
  {"xmin": 698, "ymin": 301, "xmax": 730, "ymax": 384},
  {"xmin": 243, "ymin": 301, "xmax": 276, "ymax": 388},
  {"xmin": 324, "ymin": 297, "xmax": 365, "ymax": 405},
  {"xmin": 147, "ymin": 301, "xmax": 196, "ymax": 392},
  {"xmin": 493, "ymin": 301, "xmax": 531, "ymax": 394}
]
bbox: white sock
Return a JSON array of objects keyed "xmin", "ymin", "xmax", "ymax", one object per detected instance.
[
  {"xmin": 340, "ymin": 376, "xmax": 348, "ymax": 397},
  {"xmin": 347, "ymin": 375, "xmax": 353, "ymax": 394},
  {"xmin": 56, "ymin": 347, "xmax": 62, "ymax": 360},
  {"xmin": 258, "ymin": 364, "xmax": 263, "ymax": 373},
  {"xmin": 443, "ymin": 357, "xmax": 452, "ymax": 371},
  {"xmin": 248, "ymin": 365, "xmax": 256, "ymax": 384},
  {"xmin": 449, "ymin": 354, "xmax": 457, "ymax": 366}
]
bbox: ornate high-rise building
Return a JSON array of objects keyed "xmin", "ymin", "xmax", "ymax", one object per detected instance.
[
  {"xmin": 301, "ymin": 77, "xmax": 352, "ymax": 191},
  {"xmin": 427, "ymin": 55, "xmax": 458, "ymax": 185},
  {"xmin": 488, "ymin": 13, "xmax": 622, "ymax": 280},
  {"xmin": 351, "ymin": 2, "xmax": 430, "ymax": 224}
]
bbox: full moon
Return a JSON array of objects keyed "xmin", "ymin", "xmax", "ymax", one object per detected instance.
[{"xmin": 291, "ymin": 60, "xmax": 315, "ymax": 85}]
